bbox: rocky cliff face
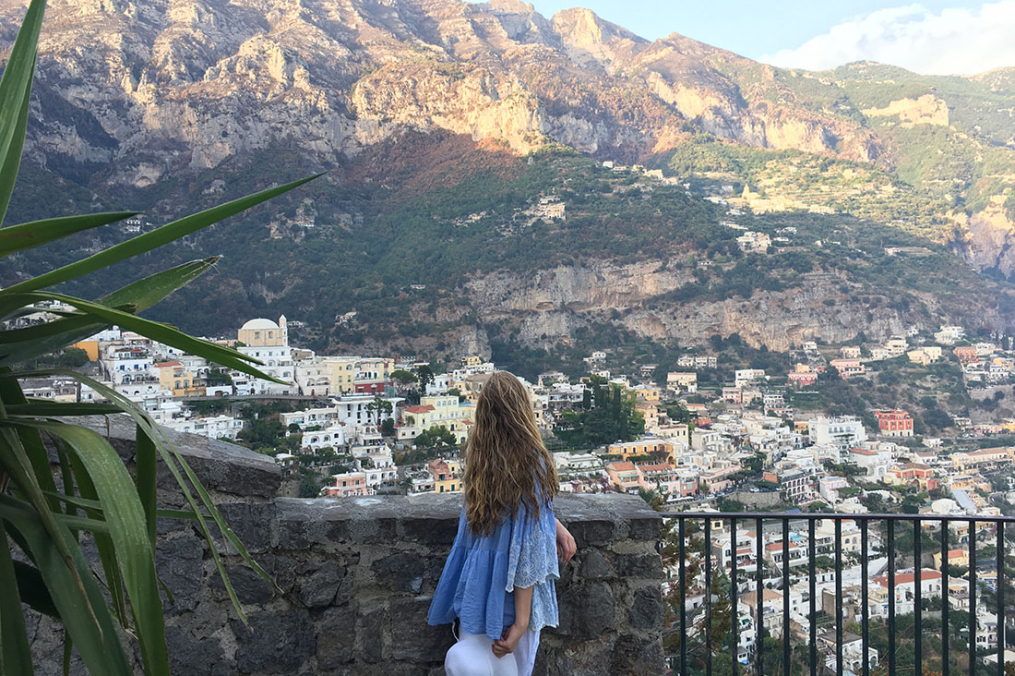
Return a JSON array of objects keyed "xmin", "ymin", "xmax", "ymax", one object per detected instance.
[
  {"xmin": 4, "ymin": 0, "xmax": 1015, "ymax": 357},
  {"xmin": 952, "ymin": 204, "xmax": 1015, "ymax": 278},
  {"xmin": 464, "ymin": 262, "xmax": 1005, "ymax": 353},
  {"xmin": 2, "ymin": 0, "xmax": 886, "ymax": 183}
]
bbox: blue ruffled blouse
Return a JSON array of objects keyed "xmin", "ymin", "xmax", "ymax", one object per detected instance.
[{"xmin": 427, "ymin": 497, "xmax": 559, "ymax": 640}]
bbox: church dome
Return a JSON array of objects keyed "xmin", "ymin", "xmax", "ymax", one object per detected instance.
[{"xmin": 240, "ymin": 318, "xmax": 280, "ymax": 331}]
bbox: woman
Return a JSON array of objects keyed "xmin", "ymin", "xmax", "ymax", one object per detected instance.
[{"xmin": 427, "ymin": 371, "xmax": 577, "ymax": 676}]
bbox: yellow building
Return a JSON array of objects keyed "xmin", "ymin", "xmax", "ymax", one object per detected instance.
[
  {"xmin": 402, "ymin": 396, "xmax": 476, "ymax": 444},
  {"xmin": 607, "ymin": 439, "xmax": 675, "ymax": 465},
  {"xmin": 72, "ymin": 340, "xmax": 100, "ymax": 361},
  {"xmin": 237, "ymin": 316, "xmax": 288, "ymax": 347},
  {"xmin": 633, "ymin": 385, "xmax": 662, "ymax": 402},
  {"xmin": 934, "ymin": 548, "xmax": 969, "ymax": 571},
  {"xmin": 154, "ymin": 361, "xmax": 203, "ymax": 397},
  {"xmin": 635, "ymin": 400, "xmax": 660, "ymax": 431},
  {"xmin": 322, "ymin": 356, "xmax": 394, "ymax": 395},
  {"xmin": 325, "ymin": 357, "xmax": 359, "ymax": 394}
]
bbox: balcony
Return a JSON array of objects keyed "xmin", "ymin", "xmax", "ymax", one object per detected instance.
[{"xmin": 666, "ymin": 511, "xmax": 1012, "ymax": 675}]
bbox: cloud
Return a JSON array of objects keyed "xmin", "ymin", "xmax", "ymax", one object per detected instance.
[{"xmin": 762, "ymin": 2, "xmax": 1015, "ymax": 75}]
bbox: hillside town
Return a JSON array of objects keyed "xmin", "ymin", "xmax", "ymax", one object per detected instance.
[{"xmin": 19, "ymin": 307, "xmax": 1015, "ymax": 671}]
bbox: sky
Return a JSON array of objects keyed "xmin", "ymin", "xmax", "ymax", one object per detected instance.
[{"xmin": 519, "ymin": 0, "xmax": 1015, "ymax": 75}]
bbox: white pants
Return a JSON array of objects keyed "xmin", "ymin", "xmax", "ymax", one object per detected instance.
[{"xmin": 444, "ymin": 628, "xmax": 540, "ymax": 676}]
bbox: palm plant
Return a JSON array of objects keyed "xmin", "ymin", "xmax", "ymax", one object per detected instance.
[{"xmin": 0, "ymin": 0, "xmax": 315, "ymax": 673}]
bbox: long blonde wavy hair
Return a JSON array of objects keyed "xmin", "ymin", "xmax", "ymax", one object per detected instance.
[{"xmin": 463, "ymin": 371, "xmax": 558, "ymax": 535}]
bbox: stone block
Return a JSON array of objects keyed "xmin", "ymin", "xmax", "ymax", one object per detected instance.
[
  {"xmin": 628, "ymin": 586, "xmax": 663, "ymax": 630},
  {"xmin": 387, "ymin": 597, "xmax": 455, "ymax": 663},
  {"xmin": 299, "ymin": 561, "xmax": 346, "ymax": 608},
  {"xmin": 627, "ymin": 515, "xmax": 662, "ymax": 541},
  {"xmin": 401, "ymin": 516, "xmax": 459, "ymax": 545},
  {"xmin": 268, "ymin": 554, "xmax": 299, "ymax": 593},
  {"xmin": 554, "ymin": 582, "xmax": 615, "ymax": 639},
  {"xmin": 566, "ymin": 519, "xmax": 616, "ymax": 548},
  {"xmin": 371, "ymin": 552, "xmax": 425, "ymax": 594},
  {"xmin": 609, "ymin": 634, "xmax": 665, "ymax": 675},
  {"xmin": 577, "ymin": 549, "xmax": 612, "ymax": 579},
  {"xmin": 358, "ymin": 606, "xmax": 386, "ymax": 664},
  {"xmin": 156, "ymin": 536, "xmax": 204, "ymax": 614},
  {"xmin": 317, "ymin": 606, "xmax": 356, "ymax": 669},
  {"xmin": 610, "ymin": 553, "xmax": 663, "ymax": 579},
  {"xmin": 536, "ymin": 636, "xmax": 616, "ymax": 676},
  {"xmin": 209, "ymin": 564, "xmax": 274, "ymax": 605},
  {"xmin": 230, "ymin": 610, "xmax": 316, "ymax": 674},
  {"xmin": 349, "ymin": 516, "xmax": 398, "ymax": 544},
  {"xmin": 219, "ymin": 501, "xmax": 275, "ymax": 554},
  {"xmin": 165, "ymin": 626, "xmax": 231, "ymax": 676}
]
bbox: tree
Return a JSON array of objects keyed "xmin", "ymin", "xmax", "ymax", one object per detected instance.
[
  {"xmin": 391, "ymin": 369, "xmax": 418, "ymax": 386},
  {"xmin": 205, "ymin": 368, "xmax": 233, "ymax": 386},
  {"xmin": 554, "ymin": 379, "xmax": 645, "ymax": 449},
  {"xmin": 299, "ymin": 476, "xmax": 322, "ymax": 498},
  {"xmin": 743, "ymin": 451, "xmax": 766, "ymax": 475},
  {"xmin": 415, "ymin": 425, "xmax": 458, "ymax": 450},
  {"xmin": 381, "ymin": 417, "xmax": 396, "ymax": 437},
  {"xmin": 366, "ymin": 395, "xmax": 392, "ymax": 425},
  {"xmin": 666, "ymin": 401, "xmax": 693, "ymax": 424},
  {"xmin": 41, "ymin": 346, "xmax": 90, "ymax": 367},
  {"xmin": 415, "ymin": 365, "xmax": 434, "ymax": 394}
]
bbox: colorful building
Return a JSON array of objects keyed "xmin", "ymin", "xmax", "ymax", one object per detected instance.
[{"xmin": 874, "ymin": 409, "xmax": 914, "ymax": 437}]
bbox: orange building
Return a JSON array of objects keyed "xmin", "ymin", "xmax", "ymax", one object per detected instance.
[
  {"xmin": 874, "ymin": 409, "xmax": 914, "ymax": 437},
  {"xmin": 953, "ymin": 346, "xmax": 979, "ymax": 365}
]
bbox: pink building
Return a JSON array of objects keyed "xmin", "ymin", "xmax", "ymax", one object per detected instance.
[
  {"xmin": 829, "ymin": 359, "xmax": 865, "ymax": 379},
  {"xmin": 606, "ymin": 461, "xmax": 647, "ymax": 493},
  {"xmin": 321, "ymin": 471, "xmax": 372, "ymax": 497}
]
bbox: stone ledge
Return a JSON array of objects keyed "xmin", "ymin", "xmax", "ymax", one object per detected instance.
[
  {"xmin": 77, "ymin": 413, "xmax": 281, "ymax": 498},
  {"xmin": 32, "ymin": 420, "xmax": 665, "ymax": 675}
]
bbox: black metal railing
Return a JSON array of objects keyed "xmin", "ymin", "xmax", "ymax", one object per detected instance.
[{"xmin": 665, "ymin": 511, "xmax": 1013, "ymax": 676}]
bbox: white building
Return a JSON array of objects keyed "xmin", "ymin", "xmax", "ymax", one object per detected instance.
[
  {"xmin": 161, "ymin": 415, "xmax": 245, "ymax": 441},
  {"xmin": 235, "ymin": 317, "xmax": 295, "ymax": 395},
  {"xmin": 809, "ymin": 417, "xmax": 868, "ymax": 454}
]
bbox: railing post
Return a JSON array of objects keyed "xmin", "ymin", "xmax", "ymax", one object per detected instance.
[
  {"xmin": 941, "ymin": 519, "xmax": 949, "ymax": 676},
  {"xmin": 835, "ymin": 518, "xmax": 843, "ymax": 676},
  {"xmin": 996, "ymin": 520, "xmax": 1004, "ymax": 676},
  {"xmin": 969, "ymin": 519, "xmax": 977, "ymax": 676},
  {"xmin": 888, "ymin": 519, "xmax": 896, "ymax": 676},
  {"xmin": 861, "ymin": 518, "xmax": 869, "ymax": 676},
  {"xmin": 915, "ymin": 519, "xmax": 922, "ymax": 676},
  {"xmin": 782, "ymin": 518, "xmax": 790, "ymax": 676},
  {"xmin": 679, "ymin": 516, "xmax": 687, "ymax": 676},
  {"xmin": 809, "ymin": 518, "xmax": 817, "ymax": 676},
  {"xmin": 705, "ymin": 516, "xmax": 712, "ymax": 676},
  {"xmin": 756, "ymin": 516, "xmax": 764, "ymax": 676},
  {"xmin": 731, "ymin": 517, "xmax": 739, "ymax": 675}
]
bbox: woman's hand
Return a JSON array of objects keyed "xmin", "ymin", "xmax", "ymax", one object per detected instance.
[
  {"xmin": 555, "ymin": 518, "xmax": 576, "ymax": 565},
  {"xmin": 492, "ymin": 622, "xmax": 527, "ymax": 658}
]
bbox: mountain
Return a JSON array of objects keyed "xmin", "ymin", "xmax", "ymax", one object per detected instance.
[{"xmin": 3, "ymin": 0, "xmax": 1015, "ymax": 367}]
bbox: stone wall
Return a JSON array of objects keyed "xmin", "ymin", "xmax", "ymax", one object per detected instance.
[{"xmin": 34, "ymin": 418, "xmax": 666, "ymax": 675}]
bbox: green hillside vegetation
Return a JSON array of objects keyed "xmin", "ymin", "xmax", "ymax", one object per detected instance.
[
  {"xmin": 664, "ymin": 136, "xmax": 954, "ymax": 238},
  {"xmin": 668, "ymin": 60, "xmax": 1015, "ymax": 245},
  {"xmin": 8, "ymin": 128, "xmax": 1015, "ymax": 371}
]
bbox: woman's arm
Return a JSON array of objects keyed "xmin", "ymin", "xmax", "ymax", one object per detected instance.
[
  {"xmin": 492, "ymin": 586, "xmax": 532, "ymax": 658},
  {"xmin": 556, "ymin": 518, "xmax": 576, "ymax": 565}
]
